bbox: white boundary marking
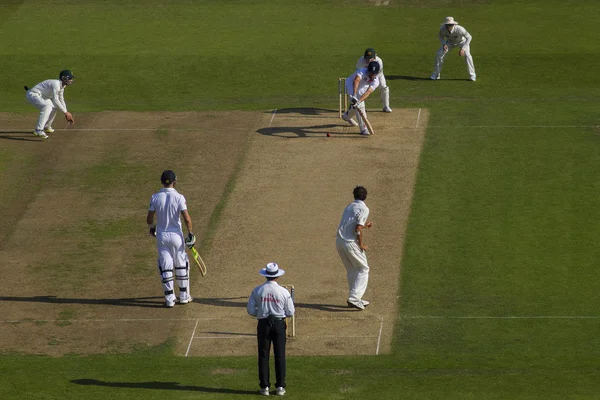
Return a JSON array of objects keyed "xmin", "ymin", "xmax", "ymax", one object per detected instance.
[
  {"xmin": 376, "ymin": 318, "xmax": 384, "ymax": 355},
  {"xmin": 185, "ymin": 319, "xmax": 199, "ymax": 357},
  {"xmin": 269, "ymin": 109, "xmax": 278, "ymax": 127}
]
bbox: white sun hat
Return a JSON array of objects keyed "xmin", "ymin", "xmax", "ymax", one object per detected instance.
[
  {"xmin": 259, "ymin": 262, "xmax": 286, "ymax": 278},
  {"xmin": 443, "ymin": 16, "xmax": 459, "ymax": 25}
]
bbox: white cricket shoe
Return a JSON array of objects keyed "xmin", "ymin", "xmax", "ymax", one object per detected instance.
[
  {"xmin": 33, "ymin": 130, "xmax": 48, "ymax": 139},
  {"xmin": 360, "ymin": 129, "xmax": 370, "ymax": 136},
  {"xmin": 470, "ymin": 76, "xmax": 477, "ymax": 82},
  {"xmin": 275, "ymin": 387, "xmax": 286, "ymax": 396},
  {"xmin": 44, "ymin": 126, "xmax": 55, "ymax": 133},
  {"xmin": 260, "ymin": 387, "xmax": 270, "ymax": 396},
  {"xmin": 347, "ymin": 300, "xmax": 365, "ymax": 310},
  {"xmin": 430, "ymin": 73, "xmax": 440, "ymax": 80},
  {"xmin": 179, "ymin": 295, "xmax": 193, "ymax": 304},
  {"xmin": 165, "ymin": 299, "xmax": 175, "ymax": 308},
  {"xmin": 383, "ymin": 106, "xmax": 392, "ymax": 113}
]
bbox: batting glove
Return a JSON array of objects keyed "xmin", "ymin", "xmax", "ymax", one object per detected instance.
[{"xmin": 185, "ymin": 232, "xmax": 196, "ymax": 248}]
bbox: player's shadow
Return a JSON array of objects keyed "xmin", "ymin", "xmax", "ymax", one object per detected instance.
[
  {"xmin": 195, "ymin": 296, "xmax": 356, "ymax": 313},
  {"xmin": 385, "ymin": 75, "xmax": 433, "ymax": 81},
  {"xmin": 0, "ymin": 295, "xmax": 166, "ymax": 308},
  {"xmin": 193, "ymin": 296, "xmax": 248, "ymax": 308},
  {"xmin": 257, "ymin": 124, "xmax": 342, "ymax": 138},
  {"xmin": 387, "ymin": 75, "xmax": 472, "ymax": 81},
  {"xmin": 295, "ymin": 302, "xmax": 358, "ymax": 313},
  {"xmin": 71, "ymin": 379, "xmax": 256, "ymax": 395},
  {"xmin": 264, "ymin": 107, "xmax": 336, "ymax": 115},
  {"xmin": 0, "ymin": 131, "xmax": 42, "ymax": 141}
]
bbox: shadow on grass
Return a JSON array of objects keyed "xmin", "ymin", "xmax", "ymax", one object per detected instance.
[
  {"xmin": 193, "ymin": 296, "xmax": 356, "ymax": 313},
  {"xmin": 71, "ymin": 379, "xmax": 256, "ymax": 395},
  {"xmin": 0, "ymin": 295, "xmax": 165, "ymax": 308},
  {"xmin": 386, "ymin": 75, "xmax": 433, "ymax": 81},
  {"xmin": 386, "ymin": 75, "xmax": 471, "ymax": 81},
  {"xmin": 0, "ymin": 131, "xmax": 41, "ymax": 141}
]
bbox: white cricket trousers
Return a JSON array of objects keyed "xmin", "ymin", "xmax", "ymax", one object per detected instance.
[
  {"xmin": 336, "ymin": 237, "xmax": 370, "ymax": 302},
  {"xmin": 344, "ymin": 95, "xmax": 369, "ymax": 133},
  {"xmin": 156, "ymin": 232, "xmax": 190, "ymax": 302},
  {"xmin": 432, "ymin": 43, "xmax": 476, "ymax": 79},
  {"xmin": 26, "ymin": 90, "xmax": 58, "ymax": 131}
]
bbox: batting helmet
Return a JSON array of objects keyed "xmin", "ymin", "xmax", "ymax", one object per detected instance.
[
  {"xmin": 161, "ymin": 170, "xmax": 177, "ymax": 185},
  {"xmin": 367, "ymin": 61, "xmax": 380, "ymax": 75}
]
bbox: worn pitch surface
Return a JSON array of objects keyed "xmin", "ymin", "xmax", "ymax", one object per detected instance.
[{"xmin": 0, "ymin": 109, "xmax": 427, "ymax": 356}]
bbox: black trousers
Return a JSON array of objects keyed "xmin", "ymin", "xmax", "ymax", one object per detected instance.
[{"xmin": 257, "ymin": 317, "xmax": 287, "ymax": 389}]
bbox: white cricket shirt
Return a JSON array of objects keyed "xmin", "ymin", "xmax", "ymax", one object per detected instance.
[
  {"xmin": 337, "ymin": 200, "xmax": 370, "ymax": 242},
  {"xmin": 148, "ymin": 188, "xmax": 188, "ymax": 234},
  {"xmin": 438, "ymin": 24, "xmax": 472, "ymax": 47},
  {"xmin": 247, "ymin": 281, "xmax": 295, "ymax": 319},
  {"xmin": 30, "ymin": 79, "xmax": 68, "ymax": 113},
  {"xmin": 346, "ymin": 68, "xmax": 380, "ymax": 98}
]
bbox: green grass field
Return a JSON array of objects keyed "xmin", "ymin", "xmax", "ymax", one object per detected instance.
[{"xmin": 2, "ymin": 0, "xmax": 600, "ymax": 398}]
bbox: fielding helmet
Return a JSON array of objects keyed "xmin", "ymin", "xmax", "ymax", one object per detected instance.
[
  {"xmin": 59, "ymin": 69, "xmax": 75, "ymax": 82},
  {"xmin": 367, "ymin": 61, "xmax": 380, "ymax": 75},
  {"xmin": 364, "ymin": 48, "xmax": 376, "ymax": 60}
]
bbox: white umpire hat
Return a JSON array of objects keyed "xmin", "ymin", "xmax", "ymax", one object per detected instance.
[
  {"xmin": 259, "ymin": 262, "xmax": 286, "ymax": 278},
  {"xmin": 443, "ymin": 16, "xmax": 459, "ymax": 25}
]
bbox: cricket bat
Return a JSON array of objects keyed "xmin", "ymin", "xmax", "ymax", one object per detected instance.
[
  {"xmin": 188, "ymin": 246, "xmax": 207, "ymax": 277},
  {"xmin": 355, "ymin": 105, "xmax": 375, "ymax": 135}
]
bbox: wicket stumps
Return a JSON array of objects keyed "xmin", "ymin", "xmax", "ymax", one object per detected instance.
[
  {"xmin": 338, "ymin": 77, "xmax": 347, "ymax": 118},
  {"xmin": 282, "ymin": 284, "xmax": 296, "ymax": 337}
]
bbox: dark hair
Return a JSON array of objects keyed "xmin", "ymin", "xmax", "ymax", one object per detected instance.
[{"xmin": 353, "ymin": 186, "xmax": 367, "ymax": 201}]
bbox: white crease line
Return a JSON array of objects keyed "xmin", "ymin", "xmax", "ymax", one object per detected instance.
[
  {"xmin": 376, "ymin": 318, "xmax": 384, "ymax": 355},
  {"xmin": 402, "ymin": 316, "xmax": 600, "ymax": 319},
  {"xmin": 192, "ymin": 335, "xmax": 378, "ymax": 340},
  {"xmin": 2, "ymin": 125, "xmax": 596, "ymax": 133},
  {"xmin": 185, "ymin": 319, "xmax": 199, "ymax": 357},
  {"xmin": 269, "ymin": 109, "xmax": 278, "ymax": 127},
  {"xmin": 415, "ymin": 108, "xmax": 421, "ymax": 129},
  {"xmin": 2, "ymin": 318, "xmax": 211, "ymax": 323},
  {"xmin": 194, "ymin": 336, "xmax": 255, "ymax": 339}
]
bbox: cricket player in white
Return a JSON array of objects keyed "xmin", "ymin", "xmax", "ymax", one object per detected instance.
[
  {"xmin": 147, "ymin": 170, "xmax": 195, "ymax": 308},
  {"xmin": 336, "ymin": 186, "xmax": 373, "ymax": 310},
  {"xmin": 430, "ymin": 16, "xmax": 476, "ymax": 81},
  {"xmin": 25, "ymin": 70, "xmax": 75, "ymax": 139},
  {"xmin": 356, "ymin": 48, "xmax": 392, "ymax": 112},
  {"xmin": 342, "ymin": 62, "xmax": 380, "ymax": 136}
]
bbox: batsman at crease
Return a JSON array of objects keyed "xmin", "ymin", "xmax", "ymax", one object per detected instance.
[{"xmin": 341, "ymin": 61, "xmax": 380, "ymax": 136}]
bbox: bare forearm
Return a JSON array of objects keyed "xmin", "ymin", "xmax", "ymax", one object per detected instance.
[
  {"xmin": 359, "ymin": 88, "xmax": 373, "ymax": 103},
  {"xmin": 181, "ymin": 211, "xmax": 193, "ymax": 233}
]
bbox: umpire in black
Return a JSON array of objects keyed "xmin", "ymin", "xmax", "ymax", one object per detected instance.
[{"xmin": 247, "ymin": 262, "xmax": 295, "ymax": 396}]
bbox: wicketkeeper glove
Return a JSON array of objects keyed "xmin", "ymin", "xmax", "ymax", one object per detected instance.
[
  {"xmin": 149, "ymin": 225, "xmax": 156, "ymax": 237},
  {"xmin": 185, "ymin": 232, "xmax": 196, "ymax": 248}
]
